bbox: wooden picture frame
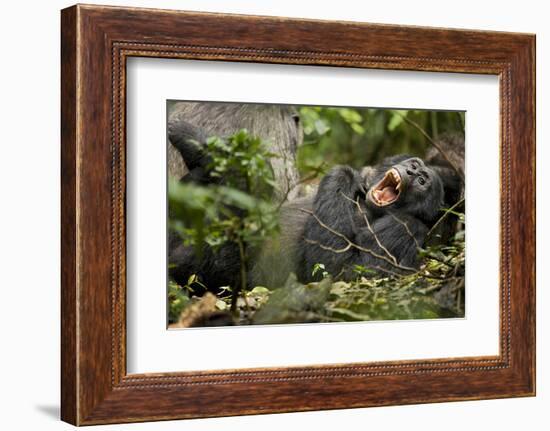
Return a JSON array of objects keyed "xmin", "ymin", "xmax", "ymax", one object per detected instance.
[{"xmin": 61, "ymin": 4, "xmax": 535, "ymax": 425}]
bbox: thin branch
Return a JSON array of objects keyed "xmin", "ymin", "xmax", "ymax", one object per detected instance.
[
  {"xmin": 426, "ymin": 197, "xmax": 465, "ymax": 239},
  {"xmin": 275, "ymin": 170, "xmax": 320, "ymax": 211},
  {"xmin": 339, "ymin": 192, "xmax": 398, "ymax": 265},
  {"xmin": 387, "ymin": 211, "xmax": 421, "ymax": 249},
  {"xmin": 304, "ymin": 238, "xmax": 352, "ymax": 254},
  {"xmin": 424, "ymin": 253, "xmax": 454, "ymax": 269},
  {"xmin": 276, "ymin": 150, "xmax": 295, "ymax": 207},
  {"xmin": 339, "ymin": 193, "xmax": 457, "ymax": 278},
  {"xmin": 373, "ymin": 265, "xmax": 452, "ymax": 281},
  {"xmin": 298, "ymin": 208, "xmax": 417, "ymax": 273},
  {"xmin": 451, "ymin": 251, "xmax": 464, "ymax": 278},
  {"xmin": 394, "ymin": 111, "xmax": 464, "ymax": 182},
  {"xmin": 372, "ymin": 265, "xmax": 408, "ymax": 278}
]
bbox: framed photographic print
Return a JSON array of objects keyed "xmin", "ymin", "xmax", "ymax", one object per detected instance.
[{"xmin": 61, "ymin": 4, "xmax": 536, "ymax": 425}]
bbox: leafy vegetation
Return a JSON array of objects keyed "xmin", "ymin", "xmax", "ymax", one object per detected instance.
[
  {"xmin": 168, "ymin": 108, "xmax": 465, "ymax": 327},
  {"xmin": 297, "ymin": 107, "xmax": 464, "ymax": 177},
  {"xmin": 169, "ymin": 130, "xmax": 281, "ymax": 311}
]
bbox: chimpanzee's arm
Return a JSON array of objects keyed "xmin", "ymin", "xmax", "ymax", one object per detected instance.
[
  {"xmin": 300, "ymin": 166, "xmax": 368, "ymax": 279},
  {"xmin": 355, "ymin": 213, "xmax": 428, "ymax": 273},
  {"xmin": 168, "ymin": 116, "xmax": 213, "ymax": 184},
  {"xmin": 311, "ymin": 165, "xmax": 367, "ymax": 240}
]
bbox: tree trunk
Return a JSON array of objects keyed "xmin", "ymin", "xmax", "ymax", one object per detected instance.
[{"xmin": 167, "ymin": 101, "xmax": 303, "ymax": 200}]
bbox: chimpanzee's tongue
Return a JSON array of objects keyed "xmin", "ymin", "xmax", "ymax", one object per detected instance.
[{"xmin": 379, "ymin": 186, "xmax": 397, "ymax": 202}]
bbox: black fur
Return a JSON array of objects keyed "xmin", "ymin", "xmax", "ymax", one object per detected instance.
[
  {"xmin": 169, "ymin": 232, "xmax": 240, "ymax": 295},
  {"xmin": 168, "ymin": 119, "xmax": 214, "ymax": 185},
  {"xmin": 299, "ymin": 156, "xmax": 444, "ymax": 282},
  {"xmin": 168, "ymin": 116, "xmax": 446, "ymax": 291},
  {"xmin": 167, "ymin": 120, "xmax": 243, "ymax": 293}
]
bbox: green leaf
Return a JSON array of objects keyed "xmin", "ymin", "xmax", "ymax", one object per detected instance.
[
  {"xmin": 250, "ymin": 286, "xmax": 270, "ymax": 295},
  {"xmin": 388, "ymin": 111, "xmax": 405, "ymax": 131},
  {"xmin": 338, "ymin": 108, "xmax": 363, "ymax": 124},
  {"xmin": 312, "ymin": 263, "xmax": 328, "ymax": 278},
  {"xmin": 314, "ymin": 119, "xmax": 331, "ymax": 135},
  {"xmin": 350, "ymin": 123, "xmax": 365, "ymax": 135}
]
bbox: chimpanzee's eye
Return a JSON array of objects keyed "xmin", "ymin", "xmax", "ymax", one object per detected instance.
[{"xmin": 418, "ymin": 177, "xmax": 426, "ymax": 185}]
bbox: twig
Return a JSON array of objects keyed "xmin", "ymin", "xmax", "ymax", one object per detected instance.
[
  {"xmin": 372, "ymin": 265, "xmax": 407, "ymax": 278},
  {"xmin": 424, "ymin": 253, "xmax": 454, "ymax": 269},
  {"xmin": 298, "ymin": 208, "xmax": 417, "ymax": 273},
  {"xmin": 341, "ymin": 194, "xmax": 452, "ymax": 275},
  {"xmin": 426, "ymin": 197, "xmax": 465, "ymax": 239},
  {"xmin": 394, "ymin": 111, "xmax": 464, "ymax": 182},
  {"xmin": 276, "ymin": 151, "xmax": 295, "ymax": 207},
  {"xmin": 374, "ymin": 265, "xmax": 452, "ymax": 281},
  {"xmin": 275, "ymin": 170, "xmax": 320, "ymax": 211},
  {"xmin": 451, "ymin": 251, "xmax": 464, "ymax": 278},
  {"xmin": 304, "ymin": 238, "xmax": 352, "ymax": 254},
  {"xmin": 339, "ymin": 192, "xmax": 399, "ymax": 265},
  {"xmin": 387, "ymin": 211, "xmax": 421, "ymax": 249}
]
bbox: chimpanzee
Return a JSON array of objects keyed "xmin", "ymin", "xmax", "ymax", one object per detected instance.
[
  {"xmin": 168, "ymin": 101, "xmax": 303, "ymax": 199},
  {"xmin": 298, "ymin": 156, "xmax": 445, "ymax": 282},
  {"xmin": 168, "ymin": 107, "xmax": 448, "ymax": 291},
  {"xmin": 167, "ymin": 101, "xmax": 304, "ymax": 294}
]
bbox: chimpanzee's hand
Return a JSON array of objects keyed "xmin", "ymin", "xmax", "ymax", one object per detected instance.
[{"xmin": 318, "ymin": 165, "xmax": 366, "ymax": 201}]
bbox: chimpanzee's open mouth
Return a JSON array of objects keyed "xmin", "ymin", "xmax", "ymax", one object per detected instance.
[{"xmin": 371, "ymin": 168, "xmax": 402, "ymax": 206}]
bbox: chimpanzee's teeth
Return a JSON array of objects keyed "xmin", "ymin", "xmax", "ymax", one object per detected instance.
[
  {"xmin": 390, "ymin": 169, "xmax": 400, "ymax": 185},
  {"xmin": 390, "ymin": 170, "xmax": 397, "ymax": 182}
]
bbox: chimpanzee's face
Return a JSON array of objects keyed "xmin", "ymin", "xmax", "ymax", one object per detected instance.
[{"xmin": 367, "ymin": 157, "xmax": 444, "ymax": 222}]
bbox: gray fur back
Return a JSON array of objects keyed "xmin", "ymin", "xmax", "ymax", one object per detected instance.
[{"xmin": 168, "ymin": 101, "xmax": 303, "ymax": 200}]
